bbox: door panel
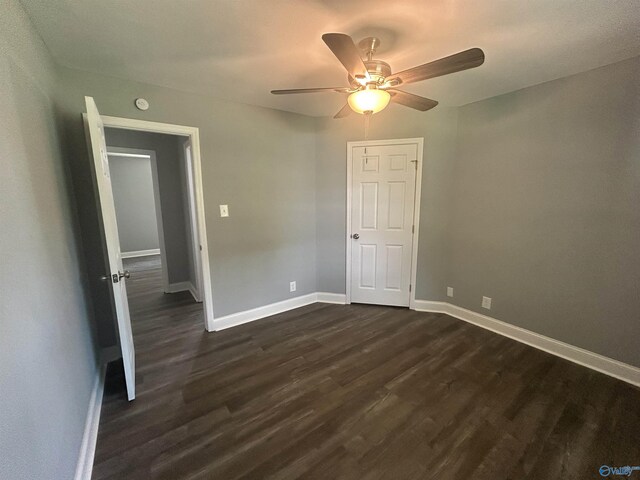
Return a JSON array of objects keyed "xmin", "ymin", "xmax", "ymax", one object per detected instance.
[
  {"xmin": 350, "ymin": 143, "xmax": 418, "ymax": 306},
  {"xmin": 385, "ymin": 245, "xmax": 404, "ymax": 290},
  {"xmin": 85, "ymin": 96, "xmax": 136, "ymax": 401},
  {"xmin": 360, "ymin": 183, "xmax": 378, "ymax": 229},
  {"xmin": 359, "ymin": 244, "xmax": 377, "ymax": 288},
  {"xmin": 387, "ymin": 182, "xmax": 406, "ymax": 229}
]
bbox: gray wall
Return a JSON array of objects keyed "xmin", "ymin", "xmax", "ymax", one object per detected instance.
[
  {"xmin": 55, "ymin": 66, "xmax": 317, "ymax": 348},
  {"xmin": 108, "ymin": 154, "xmax": 160, "ymax": 253},
  {"xmin": 105, "ymin": 128, "xmax": 190, "ymax": 284},
  {"xmin": 448, "ymin": 56, "xmax": 640, "ymax": 367},
  {"xmin": 315, "ymin": 57, "xmax": 639, "ymax": 368},
  {"xmin": 315, "ymin": 106, "xmax": 459, "ymax": 301},
  {"xmin": 0, "ymin": 2, "xmax": 97, "ymax": 479}
]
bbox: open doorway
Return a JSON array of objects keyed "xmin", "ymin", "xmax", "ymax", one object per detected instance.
[
  {"xmin": 107, "ymin": 147, "xmax": 164, "ymax": 286},
  {"xmin": 100, "ymin": 115, "xmax": 214, "ymax": 334},
  {"xmin": 102, "ymin": 126, "xmax": 211, "ymax": 343},
  {"xmin": 105, "ymin": 134, "xmax": 202, "ymax": 303},
  {"xmin": 103, "ymin": 126, "xmax": 213, "ymax": 394},
  {"xmin": 84, "ymin": 97, "xmax": 214, "ymax": 400}
]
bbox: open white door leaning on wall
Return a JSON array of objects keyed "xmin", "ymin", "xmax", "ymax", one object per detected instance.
[
  {"xmin": 84, "ymin": 96, "xmax": 136, "ymax": 401},
  {"xmin": 183, "ymin": 138, "xmax": 204, "ymax": 302}
]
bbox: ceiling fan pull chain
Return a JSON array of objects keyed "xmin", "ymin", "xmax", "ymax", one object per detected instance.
[{"xmin": 364, "ymin": 111, "xmax": 371, "ymax": 140}]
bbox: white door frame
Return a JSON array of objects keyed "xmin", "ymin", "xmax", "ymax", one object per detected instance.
[
  {"xmin": 345, "ymin": 137, "xmax": 424, "ymax": 310},
  {"xmin": 101, "ymin": 115, "xmax": 215, "ymax": 332},
  {"xmin": 106, "ymin": 148, "xmax": 170, "ymax": 293}
]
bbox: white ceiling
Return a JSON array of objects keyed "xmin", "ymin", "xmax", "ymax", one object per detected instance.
[{"xmin": 21, "ymin": 0, "xmax": 640, "ymax": 117}]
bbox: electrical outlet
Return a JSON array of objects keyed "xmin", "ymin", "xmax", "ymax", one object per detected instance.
[
  {"xmin": 447, "ymin": 287, "xmax": 454, "ymax": 298},
  {"xmin": 290, "ymin": 281, "xmax": 296, "ymax": 292},
  {"xmin": 219, "ymin": 204, "xmax": 229, "ymax": 217},
  {"xmin": 482, "ymin": 296, "xmax": 492, "ymax": 310}
]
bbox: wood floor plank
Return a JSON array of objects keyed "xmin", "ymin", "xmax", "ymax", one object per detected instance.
[{"xmin": 92, "ymin": 257, "xmax": 640, "ymax": 479}]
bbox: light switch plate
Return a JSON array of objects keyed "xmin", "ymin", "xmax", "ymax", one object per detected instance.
[
  {"xmin": 219, "ymin": 205, "xmax": 229, "ymax": 217},
  {"xmin": 290, "ymin": 281, "xmax": 296, "ymax": 292},
  {"xmin": 447, "ymin": 287, "xmax": 454, "ymax": 297}
]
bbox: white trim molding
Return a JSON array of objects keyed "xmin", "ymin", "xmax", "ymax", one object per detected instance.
[
  {"xmin": 316, "ymin": 292, "xmax": 348, "ymax": 304},
  {"xmin": 412, "ymin": 300, "xmax": 449, "ymax": 314},
  {"xmin": 215, "ymin": 293, "xmax": 318, "ymax": 331},
  {"xmin": 74, "ymin": 364, "xmax": 106, "ymax": 480},
  {"xmin": 120, "ymin": 248, "xmax": 160, "ymax": 259},
  {"xmin": 187, "ymin": 283, "xmax": 200, "ymax": 303},
  {"xmin": 413, "ymin": 300, "xmax": 640, "ymax": 388},
  {"xmin": 214, "ymin": 292, "xmax": 348, "ymax": 331},
  {"xmin": 165, "ymin": 281, "xmax": 192, "ymax": 293},
  {"xmin": 166, "ymin": 281, "xmax": 199, "ymax": 302}
]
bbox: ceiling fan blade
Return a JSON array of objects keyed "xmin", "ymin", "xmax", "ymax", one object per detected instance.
[
  {"xmin": 334, "ymin": 103, "xmax": 352, "ymax": 119},
  {"xmin": 271, "ymin": 87, "xmax": 351, "ymax": 95},
  {"xmin": 388, "ymin": 89, "xmax": 439, "ymax": 111},
  {"xmin": 388, "ymin": 48, "xmax": 485, "ymax": 86},
  {"xmin": 322, "ymin": 33, "xmax": 371, "ymax": 82}
]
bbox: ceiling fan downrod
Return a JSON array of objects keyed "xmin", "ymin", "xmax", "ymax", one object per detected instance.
[{"xmin": 358, "ymin": 37, "xmax": 380, "ymax": 62}]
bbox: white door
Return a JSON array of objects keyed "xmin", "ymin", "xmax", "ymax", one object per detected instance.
[
  {"xmin": 183, "ymin": 139, "xmax": 203, "ymax": 302},
  {"xmin": 349, "ymin": 143, "xmax": 418, "ymax": 306},
  {"xmin": 84, "ymin": 96, "xmax": 136, "ymax": 401}
]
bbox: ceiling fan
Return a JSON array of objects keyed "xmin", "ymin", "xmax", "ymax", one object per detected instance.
[{"xmin": 271, "ymin": 33, "xmax": 485, "ymax": 118}]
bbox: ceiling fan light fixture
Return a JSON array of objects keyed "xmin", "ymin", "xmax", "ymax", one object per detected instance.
[{"xmin": 348, "ymin": 86, "xmax": 390, "ymax": 114}]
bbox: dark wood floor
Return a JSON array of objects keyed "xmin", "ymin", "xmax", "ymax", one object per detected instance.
[{"xmin": 93, "ymin": 261, "xmax": 640, "ymax": 479}]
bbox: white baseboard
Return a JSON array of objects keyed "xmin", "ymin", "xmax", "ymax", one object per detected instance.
[
  {"xmin": 187, "ymin": 283, "xmax": 201, "ymax": 303},
  {"xmin": 316, "ymin": 292, "xmax": 347, "ymax": 304},
  {"xmin": 412, "ymin": 300, "xmax": 448, "ymax": 313},
  {"xmin": 211, "ymin": 293, "xmax": 638, "ymax": 386},
  {"xmin": 215, "ymin": 293, "xmax": 318, "ymax": 331},
  {"xmin": 414, "ymin": 300, "xmax": 640, "ymax": 388},
  {"xmin": 166, "ymin": 281, "xmax": 193, "ymax": 294},
  {"xmin": 166, "ymin": 281, "xmax": 200, "ymax": 302},
  {"xmin": 214, "ymin": 292, "xmax": 347, "ymax": 331},
  {"xmin": 120, "ymin": 248, "xmax": 160, "ymax": 259},
  {"xmin": 74, "ymin": 363, "xmax": 106, "ymax": 480}
]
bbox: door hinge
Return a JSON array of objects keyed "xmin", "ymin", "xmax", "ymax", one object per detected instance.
[
  {"xmin": 409, "ymin": 284, "xmax": 412, "ymax": 292},
  {"xmin": 412, "ymin": 225, "xmax": 415, "ymax": 234}
]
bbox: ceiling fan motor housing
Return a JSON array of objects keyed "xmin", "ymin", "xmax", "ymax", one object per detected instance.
[{"xmin": 349, "ymin": 59, "xmax": 392, "ymax": 87}]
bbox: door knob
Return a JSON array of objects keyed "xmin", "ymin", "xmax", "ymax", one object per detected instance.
[
  {"xmin": 352, "ymin": 233, "xmax": 360, "ymax": 240},
  {"xmin": 102, "ymin": 270, "xmax": 131, "ymax": 283},
  {"xmin": 118, "ymin": 270, "xmax": 131, "ymax": 280}
]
